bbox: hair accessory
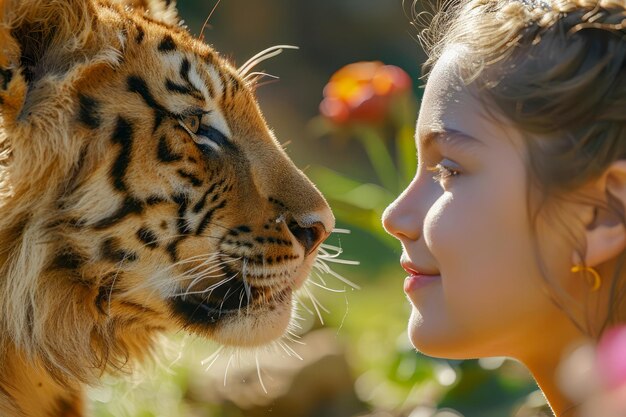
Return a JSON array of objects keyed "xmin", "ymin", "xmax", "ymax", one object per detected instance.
[
  {"xmin": 520, "ymin": 0, "xmax": 551, "ymax": 10},
  {"xmin": 570, "ymin": 265, "xmax": 602, "ymax": 292}
]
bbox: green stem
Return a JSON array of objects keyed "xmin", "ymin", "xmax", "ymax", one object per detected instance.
[{"xmin": 356, "ymin": 126, "xmax": 399, "ymax": 193}]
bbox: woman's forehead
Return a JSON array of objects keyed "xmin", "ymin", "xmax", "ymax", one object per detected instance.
[
  {"xmin": 417, "ymin": 48, "xmax": 524, "ymax": 150},
  {"xmin": 417, "ymin": 48, "xmax": 468, "ymax": 133}
]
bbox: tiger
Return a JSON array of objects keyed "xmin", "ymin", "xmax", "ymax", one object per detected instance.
[{"xmin": 0, "ymin": 0, "xmax": 335, "ymax": 415}]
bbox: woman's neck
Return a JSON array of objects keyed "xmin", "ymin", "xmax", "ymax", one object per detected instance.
[
  {"xmin": 522, "ymin": 338, "xmax": 590, "ymax": 417},
  {"xmin": 530, "ymin": 366, "xmax": 577, "ymax": 416}
]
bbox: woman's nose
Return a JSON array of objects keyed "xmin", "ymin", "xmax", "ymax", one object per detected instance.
[{"xmin": 382, "ymin": 179, "xmax": 423, "ymax": 242}]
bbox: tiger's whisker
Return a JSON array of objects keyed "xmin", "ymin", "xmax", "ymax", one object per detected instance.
[
  {"xmin": 278, "ymin": 340, "xmax": 303, "ymax": 361},
  {"xmin": 286, "ymin": 332, "xmax": 305, "ymax": 345},
  {"xmin": 199, "ymin": 0, "xmax": 223, "ymax": 41},
  {"xmin": 134, "ymin": 232, "xmax": 223, "ymax": 251},
  {"xmin": 313, "ymin": 259, "xmax": 360, "ymax": 290},
  {"xmin": 183, "ymin": 268, "xmax": 224, "ymax": 293},
  {"xmin": 122, "ymin": 257, "xmax": 238, "ymax": 300},
  {"xmin": 121, "ymin": 257, "xmax": 221, "ymax": 295},
  {"xmin": 155, "ymin": 252, "xmax": 222, "ymax": 274},
  {"xmin": 218, "ymin": 286, "xmax": 233, "ymax": 317},
  {"xmin": 223, "ymin": 353, "xmax": 234, "ymax": 387},
  {"xmin": 294, "ymin": 293, "xmax": 314, "ymax": 316},
  {"xmin": 312, "ymin": 270, "xmax": 328, "ymax": 286},
  {"xmin": 174, "ymin": 274, "xmax": 237, "ymax": 298},
  {"xmin": 238, "ymin": 45, "xmax": 298, "ymax": 77},
  {"xmin": 201, "ymin": 345, "xmax": 224, "ymax": 370},
  {"xmin": 302, "ymin": 285, "xmax": 328, "ymax": 325},
  {"xmin": 244, "ymin": 71, "xmax": 279, "ymax": 82},
  {"xmin": 160, "ymin": 256, "xmax": 240, "ymax": 286},
  {"xmin": 308, "ymin": 278, "xmax": 346, "ymax": 293},
  {"xmin": 255, "ymin": 352, "xmax": 268, "ymax": 394},
  {"xmin": 237, "ymin": 287, "xmax": 245, "ymax": 310},
  {"xmin": 242, "ymin": 258, "xmax": 252, "ymax": 311},
  {"xmin": 276, "ymin": 340, "xmax": 293, "ymax": 357}
]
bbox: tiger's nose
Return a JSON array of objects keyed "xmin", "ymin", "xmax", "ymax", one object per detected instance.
[
  {"xmin": 289, "ymin": 209, "xmax": 334, "ymax": 255},
  {"xmin": 289, "ymin": 221, "xmax": 326, "ymax": 255}
]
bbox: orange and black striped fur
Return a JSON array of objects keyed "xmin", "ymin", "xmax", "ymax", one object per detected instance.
[{"xmin": 0, "ymin": 0, "xmax": 334, "ymax": 415}]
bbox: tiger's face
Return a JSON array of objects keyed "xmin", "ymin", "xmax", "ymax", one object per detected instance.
[
  {"xmin": 0, "ymin": 0, "xmax": 333, "ymax": 361},
  {"xmin": 63, "ymin": 28, "xmax": 334, "ymax": 348}
]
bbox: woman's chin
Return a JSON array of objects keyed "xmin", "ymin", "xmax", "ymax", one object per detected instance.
[{"xmin": 407, "ymin": 308, "xmax": 468, "ymax": 360}]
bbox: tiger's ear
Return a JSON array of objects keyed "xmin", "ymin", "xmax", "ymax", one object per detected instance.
[
  {"xmin": 111, "ymin": 0, "xmax": 181, "ymax": 26},
  {"xmin": 0, "ymin": 0, "xmax": 97, "ymax": 121}
]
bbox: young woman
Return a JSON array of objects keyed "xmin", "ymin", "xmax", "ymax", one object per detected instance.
[{"xmin": 382, "ymin": 0, "xmax": 626, "ymax": 415}]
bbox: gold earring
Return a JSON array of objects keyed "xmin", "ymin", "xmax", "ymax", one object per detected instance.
[{"xmin": 570, "ymin": 265, "xmax": 602, "ymax": 292}]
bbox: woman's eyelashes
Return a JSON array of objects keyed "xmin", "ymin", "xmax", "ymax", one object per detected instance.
[{"xmin": 427, "ymin": 158, "xmax": 462, "ymax": 186}]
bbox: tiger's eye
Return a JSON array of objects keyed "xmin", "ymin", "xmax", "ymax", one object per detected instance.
[{"xmin": 182, "ymin": 114, "xmax": 201, "ymax": 133}]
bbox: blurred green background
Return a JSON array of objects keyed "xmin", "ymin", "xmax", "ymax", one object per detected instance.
[{"xmin": 90, "ymin": 1, "xmax": 545, "ymax": 416}]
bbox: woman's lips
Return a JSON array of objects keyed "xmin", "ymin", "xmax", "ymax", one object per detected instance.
[
  {"xmin": 401, "ymin": 262, "xmax": 441, "ymax": 293},
  {"xmin": 404, "ymin": 274, "xmax": 441, "ymax": 292}
]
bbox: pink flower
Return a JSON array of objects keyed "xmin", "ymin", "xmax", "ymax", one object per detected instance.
[{"xmin": 597, "ymin": 325, "xmax": 626, "ymax": 389}]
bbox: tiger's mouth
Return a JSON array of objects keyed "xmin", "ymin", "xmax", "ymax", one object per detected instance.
[
  {"xmin": 168, "ymin": 251, "xmax": 313, "ymax": 342},
  {"xmin": 170, "ymin": 283, "xmax": 292, "ymax": 326}
]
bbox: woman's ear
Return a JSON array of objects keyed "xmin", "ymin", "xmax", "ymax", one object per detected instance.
[{"xmin": 575, "ymin": 160, "xmax": 626, "ymax": 267}]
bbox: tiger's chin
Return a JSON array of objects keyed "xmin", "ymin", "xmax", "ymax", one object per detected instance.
[
  {"xmin": 169, "ymin": 258, "xmax": 315, "ymax": 347},
  {"xmin": 169, "ymin": 287, "xmax": 294, "ymax": 347},
  {"xmin": 212, "ymin": 293, "xmax": 295, "ymax": 347}
]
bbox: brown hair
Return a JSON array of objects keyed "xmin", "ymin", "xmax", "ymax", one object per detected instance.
[{"xmin": 416, "ymin": 0, "xmax": 626, "ymax": 335}]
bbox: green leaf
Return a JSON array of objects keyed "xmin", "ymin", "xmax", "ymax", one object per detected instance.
[
  {"xmin": 308, "ymin": 165, "xmax": 367, "ymax": 196},
  {"xmin": 355, "ymin": 126, "xmax": 400, "ymax": 193}
]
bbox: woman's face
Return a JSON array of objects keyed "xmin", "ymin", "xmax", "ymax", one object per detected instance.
[{"xmin": 383, "ymin": 48, "xmax": 581, "ymax": 360}]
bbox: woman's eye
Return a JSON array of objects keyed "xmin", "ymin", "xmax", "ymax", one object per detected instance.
[
  {"xmin": 180, "ymin": 114, "xmax": 201, "ymax": 134},
  {"xmin": 427, "ymin": 160, "xmax": 461, "ymax": 185}
]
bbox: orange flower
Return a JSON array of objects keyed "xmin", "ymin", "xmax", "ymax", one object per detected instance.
[{"xmin": 320, "ymin": 61, "xmax": 412, "ymax": 124}]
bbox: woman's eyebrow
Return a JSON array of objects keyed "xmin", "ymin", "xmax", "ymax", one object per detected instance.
[{"xmin": 421, "ymin": 129, "xmax": 485, "ymax": 152}]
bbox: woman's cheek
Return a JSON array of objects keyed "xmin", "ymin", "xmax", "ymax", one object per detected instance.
[{"xmin": 423, "ymin": 194, "xmax": 457, "ymax": 258}]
